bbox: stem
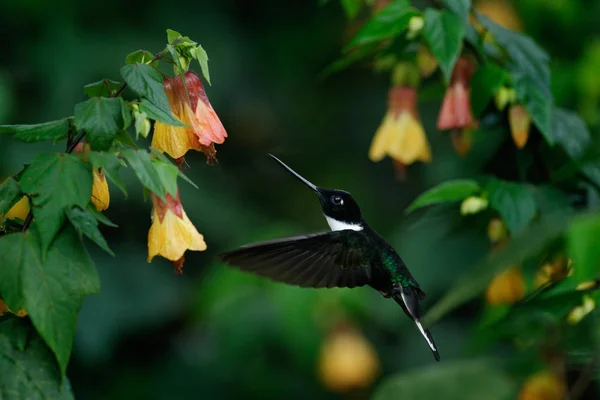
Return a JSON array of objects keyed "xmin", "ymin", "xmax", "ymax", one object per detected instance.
[
  {"xmin": 66, "ymin": 131, "xmax": 86, "ymax": 154},
  {"xmin": 21, "ymin": 210, "xmax": 33, "ymax": 233}
]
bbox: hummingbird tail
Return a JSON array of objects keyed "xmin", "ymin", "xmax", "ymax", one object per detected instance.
[{"xmin": 394, "ymin": 286, "xmax": 440, "ymax": 362}]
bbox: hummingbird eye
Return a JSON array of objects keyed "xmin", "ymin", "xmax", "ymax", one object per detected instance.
[{"xmin": 331, "ymin": 195, "xmax": 343, "ymax": 206}]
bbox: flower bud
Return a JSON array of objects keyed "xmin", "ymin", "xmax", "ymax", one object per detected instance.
[
  {"xmin": 3, "ymin": 196, "xmax": 30, "ymax": 221},
  {"xmin": 406, "ymin": 16, "xmax": 424, "ymax": 40},
  {"xmin": 485, "ymin": 266, "xmax": 525, "ymax": 306},
  {"xmin": 567, "ymin": 295, "xmax": 596, "ymax": 324},
  {"xmin": 417, "ymin": 46, "xmax": 438, "ymax": 78},
  {"xmin": 494, "ymin": 86, "xmax": 515, "ymax": 111},
  {"xmin": 534, "ymin": 255, "xmax": 568, "ymax": 288},
  {"xmin": 518, "ymin": 371, "xmax": 565, "ymax": 400},
  {"xmin": 509, "ymin": 104, "xmax": 532, "ymax": 149},
  {"xmin": 460, "ymin": 196, "xmax": 488, "ymax": 215},
  {"xmin": 487, "ymin": 217, "xmax": 508, "ymax": 243}
]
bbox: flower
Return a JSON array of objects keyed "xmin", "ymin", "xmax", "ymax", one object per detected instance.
[
  {"xmin": 509, "ymin": 104, "xmax": 532, "ymax": 149},
  {"xmin": 318, "ymin": 326, "xmax": 380, "ymax": 392},
  {"xmin": 369, "ymin": 86, "xmax": 432, "ymax": 169},
  {"xmin": 494, "ymin": 86, "xmax": 516, "ymax": 111},
  {"xmin": 151, "ymin": 71, "xmax": 227, "ymax": 162},
  {"xmin": 2, "ymin": 196, "xmax": 30, "ymax": 220},
  {"xmin": 406, "ymin": 16, "xmax": 424, "ymax": 40},
  {"xmin": 485, "ymin": 266, "xmax": 526, "ymax": 306},
  {"xmin": 147, "ymin": 190, "xmax": 207, "ymax": 273},
  {"xmin": 487, "ymin": 217, "xmax": 508, "ymax": 243},
  {"xmin": 534, "ymin": 255, "xmax": 569, "ymax": 288},
  {"xmin": 518, "ymin": 371, "xmax": 565, "ymax": 400},
  {"xmin": 0, "ymin": 299, "xmax": 27, "ymax": 317},
  {"xmin": 74, "ymin": 142, "xmax": 110, "ymax": 211},
  {"xmin": 460, "ymin": 196, "xmax": 488, "ymax": 215},
  {"xmin": 417, "ymin": 46, "xmax": 438, "ymax": 78},
  {"xmin": 567, "ymin": 295, "xmax": 596, "ymax": 324},
  {"xmin": 437, "ymin": 56, "xmax": 476, "ymax": 131}
]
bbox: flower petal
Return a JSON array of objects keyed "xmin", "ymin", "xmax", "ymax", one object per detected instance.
[{"xmin": 91, "ymin": 168, "xmax": 110, "ymax": 211}]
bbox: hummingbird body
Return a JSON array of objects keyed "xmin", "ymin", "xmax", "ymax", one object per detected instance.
[{"xmin": 219, "ymin": 155, "xmax": 440, "ymax": 361}]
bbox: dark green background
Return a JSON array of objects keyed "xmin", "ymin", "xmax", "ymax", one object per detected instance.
[{"xmin": 1, "ymin": 0, "xmax": 599, "ymax": 398}]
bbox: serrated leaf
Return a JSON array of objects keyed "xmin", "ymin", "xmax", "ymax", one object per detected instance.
[
  {"xmin": 139, "ymin": 98, "xmax": 186, "ymax": 127},
  {"xmin": 0, "ymin": 319, "xmax": 74, "ymax": 398},
  {"xmin": 341, "ymin": 0, "xmax": 362, "ymax": 19},
  {"xmin": 373, "ymin": 360, "xmax": 515, "ymax": 400},
  {"xmin": 125, "ymin": 50, "xmax": 156, "ymax": 66},
  {"xmin": 442, "ymin": 0, "xmax": 471, "ymax": 21},
  {"xmin": 86, "ymin": 204, "xmax": 118, "ymax": 227},
  {"xmin": 486, "ymin": 179, "xmax": 537, "ymax": 234},
  {"xmin": 114, "ymin": 129, "xmax": 139, "ymax": 149},
  {"xmin": 406, "ymin": 179, "xmax": 481, "ymax": 213},
  {"xmin": 122, "ymin": 149, "xmax": 166, "ymax": 200},
  {"xmin": 121, "ymin": 63, "xmax": 184, "ymax": 126},
  {"xmin": 0, "ymin": 178, "xmax": 22, "ymax": 215},
  {"xmin": 0, "ymin": 233, "xmax": 35, "ymax": 310},
  {"xmin": 193, "ymin": 45, "xmax": 211, "ymax": 85},
  {"xmin": 423, "ymin": 9, "xmax": 465, "ymax": 82},
  {"xmin": 152, "ymin": 160, "xmax": 178, "ymax": 197},
  {"xmin": 470, "ymin": 64, "xmax": 507, "ymax": 117},
  {"xmin": 514, "ymin": 74, "xmax": 553, "ymax": 144},
  {"xmin": 568, "ymin": 214, "xmax": 600, "ymax": 284},
  {"xmin": 151, "ymin": 148, "xmax": 198, "ymax": 189},
  {"xmin": 66, "ymin": 206, "xmax": 114, "ymax": 255},
  {"xmin": 88, "ymin": 152, "xmax": 127, "ymax": 195},
  {"xmin": 0, "ymin": 119, "xmax": 69, "ymax": 143},
  {"xmin": 19, "ymin": 153, "xmax": 93, "ymax": 253},
  {"xmin": 345, "ymin": 0, "xmax": 416, "ymax": 50},
  {"xmin": 74, "ymin": 97, "xmax": 130, "ymax": 151},
  {"xmin": 83, "ymin": 79, "xmax": 123, "ymax": 98},
  {"xmin": 167, "ymin": 28, "xmax": 182, "ymax": 44}
]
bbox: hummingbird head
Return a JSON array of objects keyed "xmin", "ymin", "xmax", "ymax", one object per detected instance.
[{"xmin": 269, "ymin": 154, "xmax": 364, "ymax": 231}]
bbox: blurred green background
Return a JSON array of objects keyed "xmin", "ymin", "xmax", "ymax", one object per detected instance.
[{"xmin": 1, "ymin": 0, "xmax": 600, "ymax": 398}]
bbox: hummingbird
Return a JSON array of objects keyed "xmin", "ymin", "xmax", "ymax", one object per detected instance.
[{"xmin": 219, "ymin": 154, "xmax": 440, "ymax": 361}]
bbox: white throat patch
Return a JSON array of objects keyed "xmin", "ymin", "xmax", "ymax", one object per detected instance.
[{"xmin": 325, "ymin": 215, "xmax": 363, "ymax": 232}]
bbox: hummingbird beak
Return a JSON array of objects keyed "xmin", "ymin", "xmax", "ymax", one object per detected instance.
[{"xmin": 268, "ymin": 154, "xmax": 318, "ymax": 192}]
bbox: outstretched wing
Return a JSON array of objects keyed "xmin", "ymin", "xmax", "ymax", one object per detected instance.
[{"xmin": 219, "ymin": 231, "xmax": 374, "ymax": 288}]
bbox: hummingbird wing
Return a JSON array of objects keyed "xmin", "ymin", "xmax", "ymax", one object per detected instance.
[{"xmin": 218, "ymin": 231, "xmax": 373, "ymax": 289}]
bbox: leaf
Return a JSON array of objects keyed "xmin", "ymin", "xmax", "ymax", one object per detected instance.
[
  {"xmin": 423, "ymin": 9, "xmax": 465, "ymax": 82},
  {"xmin": 19, "ymin": 153, "xmax": 93, "ymax": 253},
  {"xmin": 470, "ymin": 64, "xmax": 507, "ymax": 117},
  {"xmin": 406, "ymin": 179, "xmax": 481, "ymax": 213},
  {"xmin": 193, "ymin": 45, "xmax": 211, "ymax": 85},
  {"xmin": 424, "ymin": 214, "xmax": 569, "ymax": 326},
  {"xmin": 114, "ymin": 129, "xmax": 139, "ymax": 149},
  {"xmin": 167, "ymin": 28, "xmax": 183, "ymax": 44},
  {"xmin": 86, "ymin": 204, "xmax": 118, "ymax": 227},
  {"xmin": 568, "ymin": 214, "xmax": 600, "ymax": 284},
  {"xmin": 151, "ymin": 148, "xmax": 198, "ymax": 189},
  {"xmin": 486, "ymin": 179, "xmax": 537, "ymax": 234},
  {"xmin": 88, "ymin": 152, "xmax": 127, "ymax": 195},
  {"xmin": 0, "ymin": 178, "xmax": 22, "ymax": 216},
  {"xmin": 478, "ymin": 14, "xmax": 550, "ymax": 88},
  {"xmin": 122, "ymin": 149, "xmax": 166, "ymax": 200},
  {"xmin": 345, "ymin": 0, "xmax": 417, "ymax": 50},
  {"xmin": 341, "ymin": 0, "xmax": 362, "ymax": 19},
  {"xmin": 373, "ymin": 360, "xmax": 515, "ymax": 400},
  {"xmin": 0, "ymin": 119, "xmax": 69, "ymax": 143},
  {"xmin": 0, "ymin": 233, "xmax": 34, "ymax": 310},
  {"xmin": 442, "ymin": 0, "xmax": 471, "ymax": 21},
  {"xmin": 0, "ymin": 318, "xmax": 74, "ymax": 398},
  {"xmin": 74, "ymin": 97, "xmax": 130, "ymax": 151},
  {"xmin": 120, "ymin": 63, "xmax": 184, "ymax": 126},
  {"xmin": 125, "ymin": 49, "xmax": 156, "ymax": 66},
  {"xmin": 532, "ymin": 185, "xmax": 573, "ymax": 215},
  {"xmin": 514, "ymin": 74, "xmax": 553, "ymax": 144},
  {"xmin": 152, "ymin": 159, "xmax": 179, "ymax": 197},
  {"xmin": 83, "ymin": 79, "xmax": 123, "ymax": 98},
  {"xmin": 321, "ymin": 42, "xmax": 380, "ymax": 77},
  {"xmin": 66, "ymin": 206, "xmax": 114, "ymax": 255},
  {"xmin": 139, "ymin": 98, "xmax": 186, "ymax": 127}
]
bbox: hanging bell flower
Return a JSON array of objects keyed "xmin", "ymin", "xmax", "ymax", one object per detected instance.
[
  {"xmin": 74, "ymin": 142, "xmax": 110, "ymax": 212},
  {"xmin": 437, "ymin": 56, "xmax": 476, "ymax": 131},
  {"xmin": 509, "ymin": 104, "xmax": 532, "ymax": 149},
  {"xmin": 518, "ymin": 371, "xmax": 565, "ymax": 400},
  {"xmin": 485, "ymin": 266, "xmax": 526, "ymax": 306},
  {"xmin": 2, "ymin": 196, "xmax": 30, "ymax": 220}
]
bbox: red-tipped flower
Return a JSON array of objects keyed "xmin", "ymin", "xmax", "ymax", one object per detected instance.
[{"xmin": 437, "ymin": 57, "xmax": 476, "ymax": 131}]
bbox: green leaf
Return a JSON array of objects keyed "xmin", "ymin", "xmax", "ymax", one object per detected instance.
[
  {"xmin": 0, "ymin": 178, "xmax": 22, "ymax": 216},
  {"xmin": 406, "ymin": 179, "xmax": 481, "ymax": 213},
  {"xmin": 125, "ymin": 49, "xmax": 156, "ymax": 66},
  {"xmin": 470, "ymin": 64, "xmax": 507, "ymax": 117},
  {"xmin": 0, "ymin": 319, "xmax": 74, "ymax": 398},
  {"xmin": 568, "ymin": 214, "xmax": 600, "ymax": 284},
  {"xmin": 151, "ymin": 148, "xmax": 198, "ymax": 189},
  {"xmin": 442, "ymin": 0, "xmax": 471, "ymax": 21},
  {"xmin": 152, "ymin": 160, "xmax": 179, "ymax": 197},
  {"xmin": 83, "ymin": 79, "xmax": 123, "ymax": 98},
  {"xmin": 88, "ymin": 151, "xmax": 127, "ymax": 195},
  {"xmin": 345, "ymin": 0, "xmax": 417, "ymax": 50},
  {"xmin": 114, "ymin": 129, "xmax": 139, "ymax": 149},
  {"xmin": 121, "ymin": 63, "xmax": 184, "ymax": 126},
  {"xmin": 0, "ymin": 119, "xmax": 69, "ymax": 143},
  {"xmin": 486, "ymin": 179, "xmax": 537, "ymax": 234},
  {"xmin": 532, "ymin": 185, "xmax": 573, "ymax": 215},
  {"xmin": 122, "ymin": 149, "xmax": 166, "ymax": 200},
  {"xmin": 424, "ymin": 214, "xmax": 569, "ymax": 326},
  {"xmin": 167, "ymin": 28, "xmax": 182, "ymax": 44},
  {"xmin": 514, "ymin": 74, "xmax": 553, "ymax": 144},
  {"xmin": 193, "ymin": 45, "xmax": 211, "ymax": 85},
  {"xmin": 0, "ymin": 233, "xmax": 33, "ymax": 310},
  {"xmin": 478, "ymin": 14, "xmax": 550, "ymax": 87},
  {"xmin": 321, "ymin": 42, "xmax": 380, "ymax": 77},
  {"xmin": 139, "ymin": 98, "xmax": 186, "ymax": 127},
  {"xmin": 74, "ymin": 97, "xmax": 130, "ymax": 151},
  {"xmin": 423, "ymin": 9, "xmax": 465, "ymax": 82},
  {"xmin": 341, "ymin": 0, "xmax": 362, "ymax": 19},
  {"xmin": 86, "ymin": 204, "xmax": 118, "ymax": 227},
  {"xmin": 20, "ymin": 153, "xmax": 93, "ymax": 253},
  {"xmin": 66, "ymin": 206, "xmax": 114, "ymax": 255},
  {"xmin": 373, "ymin": 360, "xmax": 515, "ymax": 400}
]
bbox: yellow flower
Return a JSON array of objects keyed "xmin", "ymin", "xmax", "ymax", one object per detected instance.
[
  {"xmin": 518, "ymin": 371, "xmax": 565, "ymax": 400},
  {"xmin": 460, "ymin": 196, "xmax": 488, "ymax": 215},
  {"xmin": 318, "ymin": 326, "xmax": 381, "ymax": 392},
  {"xmin": 509, "ymin": 104, "xmax": 532, "ymax": 149},
  {"xmin": 91, "ymin": 168, "xmax": 110, "ymax": 211},
  {"xmin": 567, "ymin": 295, "xmax": 596, "ymax": 324},
  {"xmin": 369, "ymin": 86, "xmax": 431, "ymax": 166},
  {"xmin": 3, "ymin": 196, "xmax": 30, "ymax": 220},
  {"xmin": 147, "ymin": 191, "xmax": 207, "ymax": 273},
  {"xmin": 485, "ymin": 266, "xmax": 526, "ymax": 306},
  {"xmin": 534, "ymin": 255, "xmax": 568, "ymax": 288}
]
